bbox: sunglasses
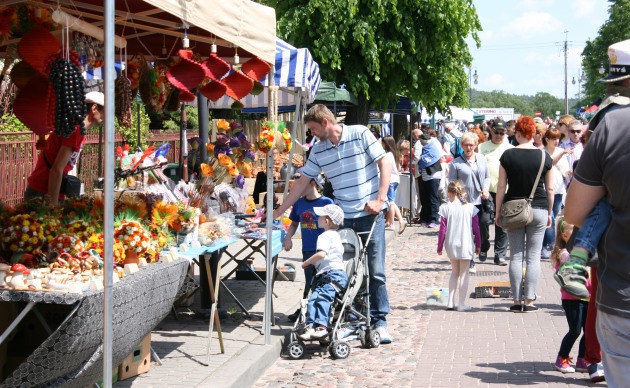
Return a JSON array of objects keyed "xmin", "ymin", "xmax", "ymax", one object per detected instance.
[
  {"xmin": 493, "ymin": 131, "xmax": 506, "ymax": 135},
  {"xmin": 569, "ymin": 130, "xmax": 582, "ymax": 134}
]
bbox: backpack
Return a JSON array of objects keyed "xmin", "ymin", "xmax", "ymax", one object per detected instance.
[{"xmin": 450, "ymin": 137, "xmax": 464, "ymax": 158}]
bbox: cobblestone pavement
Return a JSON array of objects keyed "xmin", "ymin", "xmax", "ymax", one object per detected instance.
[{"xmin": 255, "ymin": 224, "xmax": 605, "ymax": 388}]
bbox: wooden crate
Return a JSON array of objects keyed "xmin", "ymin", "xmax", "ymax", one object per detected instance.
[
  {"xmin": 474, "ymin": 281, "xmax": 512, "ymax": 298},
  {"xmin": 118, "ymin": 334, "xmax": 151, "ymax": 381}
]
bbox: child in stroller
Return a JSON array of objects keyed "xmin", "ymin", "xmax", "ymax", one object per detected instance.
[
  {"xmin": 285, "ymin": 209, "xmax": 382, "ymax": 359},
  {"xmin": 299, "ymin": 204, "xmax": 348, "ymax": 340}
]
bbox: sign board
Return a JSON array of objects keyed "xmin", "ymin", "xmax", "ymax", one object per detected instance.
[{"xmin": 471, "ymin": 108, "xmax": 515, "ymax": 120}]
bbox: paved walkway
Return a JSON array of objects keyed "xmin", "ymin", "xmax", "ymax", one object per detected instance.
[{"xmin": 255, "ymin": 224, "xmax": 605, "ymax": 388}]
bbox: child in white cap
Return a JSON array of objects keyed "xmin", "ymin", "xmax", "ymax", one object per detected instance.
[{"xmin": 299, "ymin": 204, "xmax": 348, "ymax": 340}]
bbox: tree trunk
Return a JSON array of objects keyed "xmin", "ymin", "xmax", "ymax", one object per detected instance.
[
  {"xmin": 392, "ymin": 114, "xmax": 408, "ymax": 141},
  {"xmin": 345, "ymin": 94, "xmax": 369, "ymax": 125}
]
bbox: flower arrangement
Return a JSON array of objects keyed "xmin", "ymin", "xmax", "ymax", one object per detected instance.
[
  {"xmin": 201, "ymin": 119, "xmax": 254, "ymax": 181},
  {"xmin": 168, "ymin": 204, "xmax": 199, "ymax": 234},
  {"xmin": 49, "ymin": 232, "xmax": 85, "ymax": 257},
  {"xmin": 66, "ymin": 219, "xmax": 99, "ymax": 240},
  {"xmin": 1, "ymin": 214, "xmax": 45, "ymax": 253},
  {"xmin": 114, "ymin": 220, "xmax": 151, "ymax": 255},
  {"xmin": 257, "ymin": 121, "xmax": 291, "ymax": 154}
]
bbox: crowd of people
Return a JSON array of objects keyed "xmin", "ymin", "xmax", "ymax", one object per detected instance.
[{"xmin": 278, "ymin": 37, "xmax": 630, "ymax": 388}]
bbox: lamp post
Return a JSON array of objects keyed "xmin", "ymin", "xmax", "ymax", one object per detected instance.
[
  {"xmin": 572, "ymin": 68, "xmax": 583, "ymax": 110},
  {"xmin": 468, "ymin": 68, "xmax": 478, "ymax": 105}
]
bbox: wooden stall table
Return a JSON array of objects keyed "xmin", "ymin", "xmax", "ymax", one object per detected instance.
[{"xmin": 0, "ymin": 259, "xmax": 188, "ymax": 387}]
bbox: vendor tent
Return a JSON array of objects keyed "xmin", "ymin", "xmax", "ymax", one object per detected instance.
[
  {"xmin": 208, "ymin": 38, "xmax": 322, "ymax": 112},
  {"xmin": 314, "ymin": 81, "xmax": 358, "ymax": 105}
]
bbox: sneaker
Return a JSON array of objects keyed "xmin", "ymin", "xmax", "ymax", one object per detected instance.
[
  {"xmin": 522, "ymin": 305, "xmax": 539, "ymax": 313},
  {"xmin": 554, "ymin": 356, "xmax": 575, "ymax": 373},
  {"xmin": 374, "ymin": 326, "xmax": 393, "ymax": 344},
  {"xmin": 494, "ymin": 256, "xmax": 508, "ymax": 266},
  {"xmin": 426, "ymin": 222, "xmax": 438, "ymax": 229},
  {"xmin": 509, "ymin": 305, "xmax": 523, "ymax": 313},
  {"xmin": 311, "ymin": 326, "xmax": 328, "ymax": 339},
  {"xmin": 457, "ymin": 304, "xmax": 472, "ymax": 312},
  {"xmin": 478, "ymin": 252, "xmax": 487, "ymax": 262},
  {"xmin": 469, "ymin": 261, "xmax": 477, "ymax": 274},
  {"xmin": 575, "ymin": 357, "xmax": 589, "ymax": 372},
  {"xmin": 299, "ymin": 325, "xmax": 315, "ymax": 340},
  {"xmin": 587, "ymin": 362, "xmax": 605, "ymax": 382},
  {"xmin": 541, "ymin": 247, "xmax": 551, "ymax": 259}
]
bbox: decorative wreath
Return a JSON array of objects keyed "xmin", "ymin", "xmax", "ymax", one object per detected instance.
[{"xmin": 257, "ymin": 121, "xmax": 290, "ymax": 154}]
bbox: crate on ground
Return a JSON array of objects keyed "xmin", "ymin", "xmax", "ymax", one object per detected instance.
[
  {"xmin": 474, "ymin": 281, "xmax": 512, "ymax": 298},
  {"xmin": 118, "ymin": 334, "xmax": 151, "ymax": 381}
]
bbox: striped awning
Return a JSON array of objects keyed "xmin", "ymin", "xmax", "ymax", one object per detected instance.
[{"xmin": 208, "ymin": 38, "xmax": 321, "ymax": 111}]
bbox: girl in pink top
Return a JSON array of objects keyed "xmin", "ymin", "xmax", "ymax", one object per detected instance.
[{"xmin": 551, "ymin": 216, "xmax": 591, "ymax": 374}]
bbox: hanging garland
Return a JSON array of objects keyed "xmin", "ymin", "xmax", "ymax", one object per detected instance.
[{"xmin": 48, "ymin": 55, "xmax": 87, "ymax": 137}]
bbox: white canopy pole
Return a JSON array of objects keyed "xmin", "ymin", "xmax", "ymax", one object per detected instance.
[
  {"xmin": 102, "ymin": 0, "xmax": 116, "ymax": 386},
  {"xmin": 264, "ymin": 71, "xmax": 276, "ymax": 345}
]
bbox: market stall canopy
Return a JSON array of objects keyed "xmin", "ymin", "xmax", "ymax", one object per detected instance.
[
  {"xmin": 314, "ymin": 82, "xmax": 358, "ymax": 105},
  {"xmin": 0, "ymin": 0, "xmax": 276, "ymax": 63},
  {"xmin": 208, "ymin": 38, "xmax": 321, "ymax": 113}
]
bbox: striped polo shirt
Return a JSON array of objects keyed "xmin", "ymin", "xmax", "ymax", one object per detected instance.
[{"xmin": 301, "ymin": 124, "xmax": 385, "ymax": 218}]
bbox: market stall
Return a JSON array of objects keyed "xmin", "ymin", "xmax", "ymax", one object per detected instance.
[{"xmin": 0, "ymin": 0, "xmax": 279, "ymax": 385}]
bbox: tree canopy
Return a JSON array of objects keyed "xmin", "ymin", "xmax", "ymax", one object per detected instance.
[
  {"xmin": 263, "ymin": 0, "xmax": 481, "ymax": 123},
  {"xmin": 582, "ymin": 0, "xmax": 630, "ymax": 104},
  {"xmin": 471, "ymin": 89, "xmax": 571, "ymax": 118}
]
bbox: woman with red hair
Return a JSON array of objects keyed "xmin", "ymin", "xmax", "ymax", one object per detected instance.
[{"xmin": 495, "ymin": 116, "xmax": 554, "ymax": 313}]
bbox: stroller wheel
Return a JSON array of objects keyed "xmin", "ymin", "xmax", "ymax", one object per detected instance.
[
  {"xmin": 287, "ymin": 341, "xmax": 305, "ymax": 359},
  {"xmin": 329, "ymin": 341, "xmax": 351, "ymax": 359},
  {"xmin": 360, "ymin": 329, "xmax": 380, "ymax": 348}
]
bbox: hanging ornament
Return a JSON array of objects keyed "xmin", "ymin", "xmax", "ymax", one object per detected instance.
[
  {"xmin": 166, "ymin": 49, "xmax": 206, "ymax": 102},
  {"xmin": 199, "ymin": 79, "xmax": 227, "ymax": 102},
  {"xmin": 241, "ymin": 56, "xmax": 272, "ymax": 82}
]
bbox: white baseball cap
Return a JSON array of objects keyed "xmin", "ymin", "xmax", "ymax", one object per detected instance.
[
  {"xmin": 599, "ymin": 39, "xmax": 630, "ymax": 83},
  {"xmin": 313, "ymin": 204, "xmax": 344, "ymax": 226},
  {"xmin": 85, "ymin": 91, "xmax": 105, "ymax": 106}
]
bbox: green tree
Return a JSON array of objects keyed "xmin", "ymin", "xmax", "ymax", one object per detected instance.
[
  {"xmin": 264, "ymin": 0, "xmax": 481, "ymax": 124},
  {"xmin": 582, "ymin": 0, "xmax": 630, "ymax": 104},
  {"xmin": 531, "ymin": 92, "xmax": 564, "ymax": 118}
]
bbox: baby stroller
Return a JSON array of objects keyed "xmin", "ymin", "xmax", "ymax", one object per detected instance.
[{"xmin": 283, "ymin": 217, "xmax": 381, "ymax": 360}]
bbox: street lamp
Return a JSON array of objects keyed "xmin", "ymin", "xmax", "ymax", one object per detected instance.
[
  {"xmin": 468, "ymin": 68, "xmax": 478, "ymax": 105},
  {"xmin": 598, "ymin": 65, "xmax": 606, "ymax": 75},
  {"xmin": 572, "ymin": 68, "xmax": 584, "ymax": 107}
]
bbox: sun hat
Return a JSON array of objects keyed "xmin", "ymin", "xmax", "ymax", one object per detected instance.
[
  {"xmin": 85, "ymin": 91, "xmax": 105, "ymax": 106},
  {"xmin": 313, "ymin": 204, "xmax": 344, "ymax": 226},
  {"xmin": 598, "ymin": 39, "xmax": 630, "ymax": 83}
]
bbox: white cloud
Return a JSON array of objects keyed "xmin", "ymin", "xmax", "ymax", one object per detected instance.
[
  {"xmin": 479, "ymin": 30, "xmax": 494, "ymax": 42},
  {"xmin": 516, "ymin": 0, "xmax": 556, "ymax": 11},
  {"xmin": 485, "ymin": 73, "xmax": 512, "ymax": 90},
  {"xmin": 505, "ymin": 12, "xmax": 563, "ymax": 38},
  {"xmin": 571, "ymin": 0, "xmax": 597, "ymax": 19}
]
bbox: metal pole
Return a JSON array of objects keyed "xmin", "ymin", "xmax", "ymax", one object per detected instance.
[
  {"xmin": 102, "ymin": 0, "xmax": 115, "ymax": 386},
  {"xmin": 181, "ymin": 103, "xmax": 188, "ymax": 181},
  {"xmin": 136, "ymin": 99, "xmax": 141, "ymax": 150},
  {"xmin": 564, "ymin": 31, "xmax": 569, "ymax": 115},
  {"xmin": 198, "ymin": 92, "xmax": 209, "ymax": 163},
  {"xmin": 264, "ymin": 68, "xmax": 275, "ymax": 345}
]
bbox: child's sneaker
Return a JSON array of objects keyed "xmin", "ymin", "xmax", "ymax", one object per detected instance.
[
  {"xmin": 587, "ymin": 362, "xmax": 605, "ymax": 382},
  {"xmin": 554, "ymin": 356, "xmax": 575, "ymax": 373},
  {"xmin": 575, "ymin": 357, "xmax": 589, "ymax": 372},
  {"xmin": 311, "ymin": 326, "xmax": 328, "ymax": 339},
  {"xmin": 299, "ymin": 325, "xmax": 315, "ymax": 340}
]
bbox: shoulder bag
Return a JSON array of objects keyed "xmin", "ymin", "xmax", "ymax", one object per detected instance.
[
  {"xmin": 43, "ymin": 154, "xmax": 82, "ymax": 197},
  {"xmin": 499, "ymin": 149, "xmax": 545, "ymax": 230}
]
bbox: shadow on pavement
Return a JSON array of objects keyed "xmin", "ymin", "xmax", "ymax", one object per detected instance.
[{"xmin": 466, "ymin": 361, "xmax": 593, "ymax": 386}]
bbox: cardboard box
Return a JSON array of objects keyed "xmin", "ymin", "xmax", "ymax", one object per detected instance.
[
  {"xmin": 475, "ymin": 281, "xmax": 512, "ymax": 298},
  {"xmin": 118, "ymin": 334, "xmax": 151, "ymax": 380}
]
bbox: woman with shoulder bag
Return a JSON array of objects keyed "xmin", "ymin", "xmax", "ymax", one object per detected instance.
[
  {"xmin": 448, "ymin": 132, "xmax": 491, "ymax": 273},
  {"xmin": 25, "ymin": 91, "xmax": 104, "ymax": 204},
  {"xmin": 495, "ymin": 116, "xmax": 554, "ymax": 313}
]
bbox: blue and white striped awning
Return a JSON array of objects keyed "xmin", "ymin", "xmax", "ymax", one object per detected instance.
[{"xmin": 208, "ymin": 38, "xmax": 321, "ymax": 111}]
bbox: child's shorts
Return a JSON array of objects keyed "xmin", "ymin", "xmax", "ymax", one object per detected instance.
[{"xmin": 387, "ymin": 182, "xmax": 399, "ymax": 202}]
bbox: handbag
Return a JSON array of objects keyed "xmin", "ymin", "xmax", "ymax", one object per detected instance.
[
  {"xmin": 43, "ymin": 154, "xmax": 83, "ymax": 197},
  {"xmin": 499, "ymin": 149, "xmax": 545, "ymax": 230}
]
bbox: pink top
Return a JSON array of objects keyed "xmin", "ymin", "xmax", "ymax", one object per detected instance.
[{"xmin": 555, "ymin": 249, "xmax": 591, "ymax": 301}]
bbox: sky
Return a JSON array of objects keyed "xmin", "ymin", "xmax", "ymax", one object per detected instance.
[{"xmin": 467, "ymin": 0, "xmax": 610, "ymax": 98}]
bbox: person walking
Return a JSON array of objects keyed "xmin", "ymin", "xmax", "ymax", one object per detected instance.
[
  {"xmin": 273, "ymin": 104, "xmax": 394, "ymax": 343},
  {"xmin": 495, "ymin": 115, "xmax": 553, "ymax": 313},
  {"xmin": 478, "ymin": 120, "xmax": 513, "ymax": 265},
  {"xmin": 418, "ymin": 133, "xmax": 444, "ymax": 228},
  {"xmin": 448, "ymin": 132, "xmax": 490, "ymax": 273},
  {"xmin": 381, "ymin": 136, "xmax": 407, "ymax": 234}
]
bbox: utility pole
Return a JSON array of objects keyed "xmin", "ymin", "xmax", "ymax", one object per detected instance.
[{"xmin": 564, "ymin": 31, "xmax": 569, "ymax": 115}]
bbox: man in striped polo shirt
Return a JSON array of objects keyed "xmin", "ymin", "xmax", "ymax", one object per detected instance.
[{"xmin": 273, "ymin": 104, "xmax": 394, "ymax": 343}]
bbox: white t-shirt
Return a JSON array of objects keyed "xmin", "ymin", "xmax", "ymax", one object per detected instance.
[
  {"xmin": 438, "ymin": 200, "xmax": 479, "ymax": 260},
  {"xmin": 315, "ymin": 230, "xmax": 345, "ymax": 275},
  {"xmin": 386, "ymin": 152, "xmax": 400, "ymax": 184}
]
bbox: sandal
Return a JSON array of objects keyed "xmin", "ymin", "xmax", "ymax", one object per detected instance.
[{"xmin": 398, "ymin": 221, "xmax": 407, "ymax": 235}]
